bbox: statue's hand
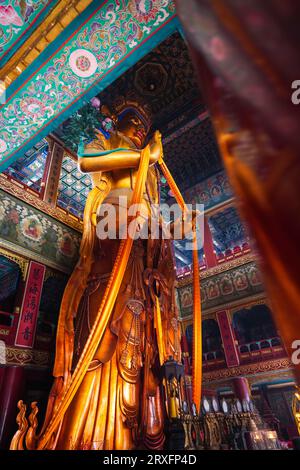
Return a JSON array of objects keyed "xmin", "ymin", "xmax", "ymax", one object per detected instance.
[{"xmin": 149, "ymin": 130, "xmax": 163, "ymax": 164}]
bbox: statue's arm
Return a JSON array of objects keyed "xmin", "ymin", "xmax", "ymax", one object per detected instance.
[
  {"xmin": 79, "ymin": 149, "xmax": 143, "ymax": 173},
  {"xmin": 78, "ymin": 129, "xmax": 162, "ymax": 173}
]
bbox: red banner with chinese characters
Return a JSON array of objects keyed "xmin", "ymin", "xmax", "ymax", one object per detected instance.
[
  {"xmin": 216, "ymin": 310, "xmax": 240, "ymax": 367},
  {"xmin": 15, "ymin": 261, "xmax": 45, "ymax": 348}
]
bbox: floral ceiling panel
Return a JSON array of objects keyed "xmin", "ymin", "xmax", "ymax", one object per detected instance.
[
  {"xmin": 0, "ymin": 0, "xmax": 177, "ymax": 172},
  {"xmin": 0, "ymin": 1, "xmax": 55, "ymax": 66}
]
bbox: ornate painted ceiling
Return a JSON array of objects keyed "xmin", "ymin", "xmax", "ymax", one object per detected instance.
[
  {"xmin": 0, "ymin": 0, "xmax": 178, "ymax": 171},
  {"xmin": 95, "ymin": 31, "xmax": 204, "ymax": 133},
  {"xmin": 163, "ymin": 116, "xmax": 223, "ymax": 190}
]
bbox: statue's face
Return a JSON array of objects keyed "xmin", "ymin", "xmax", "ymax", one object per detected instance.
[{"xmin": 118, "ymin": 112, "xmax": 147, "ymax": 148}]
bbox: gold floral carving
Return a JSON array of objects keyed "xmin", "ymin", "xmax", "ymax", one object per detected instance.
[
  {"xmin": 0, "ymin": 247, "xmax": 29, "ymax": 280},
  {"xmin": 203, "ymin": 358, "xmax": 293, "ymax": 383},
  {"xmin": 6, "ymin": 347, "xmax": 50, "ymax": 367}
]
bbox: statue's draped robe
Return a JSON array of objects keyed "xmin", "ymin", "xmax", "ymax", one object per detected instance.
[{"xmin": 42, "ymin": 132, "xmax": 181, "ymax": 450}]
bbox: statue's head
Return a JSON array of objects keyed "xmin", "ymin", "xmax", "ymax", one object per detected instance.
[
  {"xmin": 101, "ymin": 94, "xmax": 152, "ymax": 149},
  {"xmin": 117, "ymin": 109, "xmax": 147, "ymax": 148}
]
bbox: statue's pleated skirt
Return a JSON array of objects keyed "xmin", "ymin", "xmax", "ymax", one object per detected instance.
[{"xmin": 56, "ymin": 352, "xmax": 134, "ymax": 450}]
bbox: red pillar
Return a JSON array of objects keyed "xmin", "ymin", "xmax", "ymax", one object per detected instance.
[
  {"xmin": 0, "ymin": 366, "xmax": 26, "ymax": 449},
  {"xmin": 216, "ymin": 310, "xmax": 240, "ymax": 367},
  {"xmin": 232, "ymin": 377, "xmax": 251, "ymax": 402},
  {"xmin": 203, "ymin": 216, "xmax": 217, "ymax": 268}
]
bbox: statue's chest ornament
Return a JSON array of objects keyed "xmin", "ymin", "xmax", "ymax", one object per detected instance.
[{"xmin": 127, "ymin": 299, "xmax": 144, "ymax": 317}]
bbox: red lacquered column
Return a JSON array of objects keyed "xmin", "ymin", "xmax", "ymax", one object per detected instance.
[
  {"xmin": 0, "ymin": 366, "xmax": 26, "ymax": 449},
  {"xmin": 203, "ymin": 217, "xmax": 218, "ymax": 268}
]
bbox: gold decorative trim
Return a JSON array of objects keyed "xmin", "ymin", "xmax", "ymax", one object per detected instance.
[
  {"xmin": 179, "ymin": 290, "xmax": 267, "ymax": 322},
  {"xmin": 0, "ymin": 246, "xmax": 29, "ymax": 280},
  {"xmin": 6, "ymin": 347, "xmax": 50, "ymax": 368},
  {"xmin": 203, "ymin": 369, "xmax": 295, "ymax": 391},
  {"xmin": 0, "ymin": 329, "xmax": 10, "ymax": 336},
  {"xmin": 202, "ymin": 292, "xmax": 267, "ymax": 318},
  {"xmin": 44, "ymin": 266, "xmax": 67, "ymax": 282},
  {"xmin": 203, "ymin": 358, "xmax": 293, "ymax": 384},
  {"xmin": 0, "ymin": 175, "xmax": 83, "ymax": 232}
]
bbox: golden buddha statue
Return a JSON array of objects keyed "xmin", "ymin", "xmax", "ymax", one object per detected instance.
[{"xmin": 33, "ymin": 97, "xmax": 182, "ymax": 450}]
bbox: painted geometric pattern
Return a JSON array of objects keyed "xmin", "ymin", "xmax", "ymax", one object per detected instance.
[
  {"xmin": 0, "ymin": 0, "xmax": 176, "ymax": 169},
  {"xmin": 178, "ymin": 261, "xmax": 264, "ymax": 316},
  {"xmin": 4, "ymin": 138, "xmax": 48, "ymax": 192},
  {"xmin": 57, "ymin": 155, "xmax": 92, "ymax": 218},
  {"xmin": 0, "ymin": 1, "xmax": 51, "ymax": 62}
]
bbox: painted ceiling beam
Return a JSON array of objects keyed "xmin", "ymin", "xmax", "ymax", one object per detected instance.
[
  {"xmin": 0, "ymin": 1, "xmax": 60, "ymax": 68},
  {"xmin": 0, "ymin": 0, "xmax": 178, "ymax": 173},
  {"xmin": 0, "ymin": 1, "xmax": 95, "ymax": 88}
]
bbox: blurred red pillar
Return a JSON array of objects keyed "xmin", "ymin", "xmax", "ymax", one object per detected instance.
[
  {"xmin": 0, "ymin": 366, "xmax": 25, "ymax": 449},
  {"xmin": 203, "ymin": 216, "xmax": 217, "ymax": 268},
  {"xmin": 175, "ymin": 0, "xmax": 300, "ymax": 382}
]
